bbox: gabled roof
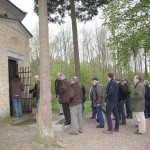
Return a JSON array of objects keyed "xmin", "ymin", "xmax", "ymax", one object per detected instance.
[
  {"xmin": 0, "ymin": 17, "xmax": 33, "ymax": 38},
  {"xmin": 0, "ymin": 0, "xmax": 26, "ymax": 21}
]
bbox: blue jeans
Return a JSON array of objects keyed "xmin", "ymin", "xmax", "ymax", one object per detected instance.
[
  {"xmin": 144, "ymin": 99, "xmax": 150, "ymax": 117},
  {"xmin": 12, "ymin": 98, "xmax": 22, "ymax": 117},
  {"xmin": 125, "ymin": 95, "xmax": 132, "ymax": 118},
  {"xmin": 95, "ymin": 106, "xmax": 105, "ymax": 126},
  {"xmin": 105, "ymin": 103, "xmax": 119, "ymax": 131}
]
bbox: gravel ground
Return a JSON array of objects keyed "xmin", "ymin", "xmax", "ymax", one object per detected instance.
[{"xmin": 0, "ymin": 115, "xmax": 150, "ymax": 150}]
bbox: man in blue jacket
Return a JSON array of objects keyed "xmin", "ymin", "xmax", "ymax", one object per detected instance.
[{"xmin": 103, "ymin": 73, "xmax": 119, "ymax": 134}]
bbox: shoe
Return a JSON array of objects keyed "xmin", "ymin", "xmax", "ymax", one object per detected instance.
[
  {"xmin": 103, "ymin": 130, "xmax": 113, "ymax": 134},
  {"xmin": 89, "ymin": 117, "xmax": 96, "ymax": 119},
  {"xmin": 96, "ymin": 125, "xmax": 104, "ymax": 128},
  {"xmin": 64, "ymin": 122, "xmax": 71, "ymax": 125},
  {"xmin": 119, "ymin": 122, "xmax": 126, "ymax": 125},
  {"xmin": 134, "ymin": 130, "xmax": 144, "ymax": 135},
  {"xmin": 126, "ymin": 117, "xmax": 132, "ymax": 119},
  {"xmin": 70, "ymin": 131, "xmax": 79, "ymax": 135},
  {"xmin": 79, "ymin": 131, "xmax": 83, "ymax": 133},
  {"xmin": 113, "ymin": 128, "xmax": 119, "ymax": 132},
  {"xmin": 58, "ymin": 113, "xmax": 63, "ymax": 116}
]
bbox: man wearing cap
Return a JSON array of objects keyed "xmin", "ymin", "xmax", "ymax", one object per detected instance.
[
  {"xmin": 131, "ymin": 76, "xmax": 146, "ymax": 135},
  {"xmin": 123, "ymin": 78, "xmax": 132, "ymax": 119},
  {"xmin": 103, "ymin": 73, "xmax": 119, "ymax": 134},
  {"xmin": 90, "ymin": 77, "xmax": 105, "ymax": 128}
]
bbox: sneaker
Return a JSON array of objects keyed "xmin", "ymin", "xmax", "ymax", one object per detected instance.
[
  {"xmin": 89, "ymin": 117, "xmax": 96, "ymax": 119},
  {"xmin": 96, "ymin": 125, "xmax": 104, "ymax": 128},
  {"xmin": 58, "ymin": 113, "xmax": 63, "ymax": 116},
  {"xmin": 103, "ymin": 130, "xmax": 113, "ymax": 134},
  {"xmin": 134, "ymin": 130, "xmax": 144, "ymax": 135},
  {"xmin": 119, "ymin": 122, "xmax": 126, "ymax": 125},
  {"xmin": 113, "ymin": 128, "xmax": 119, "ymax": 132},
  {"xmin": 64, "ymin": 122, "xmax": 71, "ymax": 125}
]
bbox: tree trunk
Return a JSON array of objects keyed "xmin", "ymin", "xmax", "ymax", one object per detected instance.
[
  {"xmin": 144, "ymin": 53, "xmax": 148, "ymax": 78},
  {"xmin": 34, "ymin": 0, "xmax": 56, "ymax": 148},
  {"xmin": 69, "ymin": 0, "xmax": 80, "ymax": 78}
]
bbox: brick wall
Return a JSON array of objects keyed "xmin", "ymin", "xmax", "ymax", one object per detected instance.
[{"xmin": 0, "ymin": 56, "xmax": 10, "ymax": 121}]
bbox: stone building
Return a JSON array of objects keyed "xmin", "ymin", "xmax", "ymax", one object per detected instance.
[{"xmin": 0, "ymin": 0, "xmax": 32, "ymax": 120}]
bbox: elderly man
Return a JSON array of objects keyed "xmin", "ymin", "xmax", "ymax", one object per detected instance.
[
  {"xmin": 131, "ymin": 76, "xmax": 146, "ymax": 135},
  {"xmin": 29, "ymin": 75, "xmax": 40, "ymax": 109},
  {"xmin": 55, "ymin": 72, "xmax": 63, "ymax": 115},
  {"xmin": 69, "ymin": 76, "xmax": 84, "ymax": 135},
  {"xmin": 59, "ymin": 74, "xmax": 71, "ymax": 125},
  {"xmin": 90, "ymin": 77, "xmax": 105, "ymax": 128}
]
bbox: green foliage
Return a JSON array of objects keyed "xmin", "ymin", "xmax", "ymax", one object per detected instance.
[
  {"xmin": 34, "ymin": 0, "xmax": 112, "ymax": 23},
  {"xmin": 102, "ymin": 0, "xmax": 150, "ymax": 71}
]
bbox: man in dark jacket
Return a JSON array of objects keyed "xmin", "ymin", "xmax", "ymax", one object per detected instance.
[
  {"xmin": 131, "ymin": 76, "xmax": 146, "ymax": 134},
  {"xmin": 123, "ymin": 78, "xmax": 132, "ymax": 119},
  {"xmin": 10, "ymin": 75, "xmax": 24, "ymax": 117},
  {"xmin": 116, "ymin": 79, "xmax": 126, "ymax": 125},
  {"xmin": 55, "ymin": 72, "xmax": 63, "ymax": 115},
  {"xmin": 103, "ymin": 73, "xmax": 119, "ymax": 134},
  {"xmin": 29, "ymin": 75, "xmax": 40, "ymax": 109},
  {"xmin": 144, "ymin": 80, "xmax": 150, "ymax": 118},
  {"xmin": 90, "ymin": 77, "xmax": 105, "ymax": 128},
  {"xmin": 59, "ymin": 74, "xmax": 71, "ymax": 125},
  {"xmin": 69, "ymin": 76, "xmax": 84, "ymax": 135}
]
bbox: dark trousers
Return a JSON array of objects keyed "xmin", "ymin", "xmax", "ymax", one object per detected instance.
[
  {"xmin": 92, "ymin": 107, "xmax": 97, "ymax": 118},
  {"xmin": 105, "ymin": 103, "xmax": 119, "ymax": 131},
  {"xmin": 118, "ymin": 100, "xmax": 126, "ymax": 123},
  {"xmin": 144, "ymin": 99, "xmax": 150, "ymax": 117},
  {"xmin": 62, "ymin": 103, "xmax": 71, "ymax": 123},
  {"xmin": 125, "ymin": 95, "xmax": 132, "ymax": 118}
]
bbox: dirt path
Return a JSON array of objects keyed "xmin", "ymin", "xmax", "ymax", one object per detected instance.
[{"xmin": 1, "ymin": 116, "xmax": 150, "ymax": 150}]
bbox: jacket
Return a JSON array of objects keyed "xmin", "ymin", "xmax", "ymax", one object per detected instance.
[
  {"xmin": 36, "ymin": 80, "xmax": 40, "ymax": 99},
  {"xmin": 91, "ymin": 82, "xmax": 103, "ymax": 107},
  {"xmin": 10, "ymin": 79, "xmax": 24, "ymax": 99},
  {"xmin": 145, "ymin": 85, "xmax": 150, "ymax": 99},
  {"xmin": 106, "ymin": 79, "xmax": 118, "ymax": 104},
  {"xmin": 69, "ymin": 82, "xmax": 83, "ymax": 107},
  {"xmin": 118, "ymin": 83, "xmax": 126, "ymax": 102},
  {"xmin": 131, "ymin": 82, "xmax": 145, "ymax": 112},
  {"xmin": 59, "ymin": 79, "xmax": 71, "ymax": 104},
  {"xmin": 55, "ymin": 79, "xmax": 62, "ymax": 96}
]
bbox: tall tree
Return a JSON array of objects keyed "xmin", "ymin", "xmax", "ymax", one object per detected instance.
[
  {"xmin": 34, "ymin": 0, "xmax": 112, "ymax": 78},
  {"xmin": 103, "ymin": 0, "xmax": 150, "ymax": 75},
  {"xmin": 34, "ymin": 0, "xmax": 56, "ymax": 148}
]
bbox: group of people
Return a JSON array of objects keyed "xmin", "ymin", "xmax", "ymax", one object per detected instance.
[
  {"xmin": 55, "ymin": 73, "xmax": 84, "ymax": 135},
  {"xmin": 10, "ymin": 72, "xmax": 150, "ymax": 136},
  {"xmin": 90, "ymin": 73, "xmax": 150, "ymax": 135}
]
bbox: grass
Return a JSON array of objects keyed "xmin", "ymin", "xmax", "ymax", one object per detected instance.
[{"xmin": 52, "ymin": 99, "xmax": 93, "ymax": 113}]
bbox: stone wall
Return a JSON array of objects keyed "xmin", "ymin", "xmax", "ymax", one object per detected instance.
[
  {"xmin": 0, "ymin": 56, "xmax": 10, "ymax": 121},
  {"xmin": 0, "ymin": 21, "xmax": 30, "ymax": 57},
  {"xmin": 0, "ymin": 19, "xmax": 31, "ymax": 120}
]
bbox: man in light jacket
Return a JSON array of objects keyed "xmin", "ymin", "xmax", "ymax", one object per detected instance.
[{"xmin": 131, "ymin": 75, "xmax": 146, "ymax": 135}]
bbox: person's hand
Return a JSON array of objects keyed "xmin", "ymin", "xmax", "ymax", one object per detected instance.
[{"xmin": 97, "ymin": 104, "xmax": 100, "ymax": 107}]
